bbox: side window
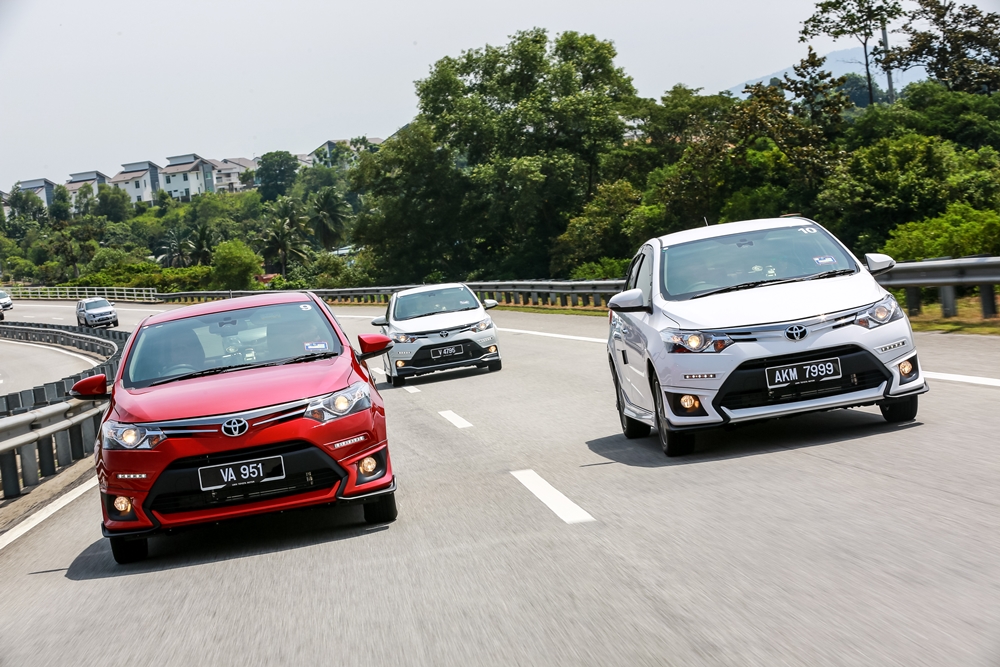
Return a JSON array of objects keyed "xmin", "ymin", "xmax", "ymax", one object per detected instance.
[
  {"xmin": 626, "ymin": 254, "xmax": 644, "ymax": 290},
  {"xmin": 636, "ymin": 246, "xmax": 654, "ymax": 305}
]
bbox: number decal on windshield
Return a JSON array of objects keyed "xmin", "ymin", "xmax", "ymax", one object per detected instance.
[{"xmin": 798, "ymin": 227, "xmax": 818, "ymax": 234}]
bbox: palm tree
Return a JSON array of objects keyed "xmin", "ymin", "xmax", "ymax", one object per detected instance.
[
  {"xmin": 156, "ymin": 228, "xmax": 193, "ymax": 268},
  {"xmin": 190, "ymin": 221, "xmax": 218, "ymax": 266},
  {"xmin": 261, "ymin": 196, "xmax": 311, "ymax": 277},
  {"xmin": 307, "ymin": 187, "xmax": 351, "ymax": 251}
]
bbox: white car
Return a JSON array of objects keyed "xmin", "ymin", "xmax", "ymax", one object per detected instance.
[
  {"xmin": 372, "ymin": 283, "xmax": 501, "ymax": 386},
  {"xmin": 0, "ymin": 290, "xmax": 12, "ymax": 310},
  {"xmin": 76, "ymin": 297, "xmax": 119, "ymax": 328},
  {"xmin": 607, "ymin": 217, "xmax": 928, "ymax": 456}
]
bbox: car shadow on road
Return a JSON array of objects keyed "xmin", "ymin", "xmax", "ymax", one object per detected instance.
[
  {"xmin": 377, "ymin": 365, "xmax": 492, "ymax": 391},
  {"xmin": 587, "ymin": 409, "xmax": 923, "ymax": 468},
  {"xmin": 64, "ymin": 502, "xmax": 388, "ymax": 580}
]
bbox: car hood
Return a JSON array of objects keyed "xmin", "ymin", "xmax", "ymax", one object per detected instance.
[
  {"xmin": 86, "ymin": 307, "xmax": 115, "ymax": 315},
  {"xmin": 391, "ymin": 309, "xmax": 485, "ymax": 333},
  {"xmin": 112, "ymin": 357, "xmax": 355, "ymax": 423},
  {"xmin": 658, "ymin": 272, "xmax": 885, "ymax": 330}
]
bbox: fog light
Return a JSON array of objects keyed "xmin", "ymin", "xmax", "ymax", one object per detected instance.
[
  {"xmin": 359, "ymin": 456, "xmax": 378, "ymax": 475},
  {"xmin": 113, "ymin": 496, "xmax": 132, "ymax": 513},
  {"xmin": 396, "ymin": 360, "xmax": 405, "ymax": 368},
  {"xmin": 899, "ymin": 360, "xmax": 914, "ymax": 377},
  {"xmin": 488, "ymin": 345, "xmax": 497, "ymax": 353},
  {"xmin": 679, "ymin": 395, "xmax": 699, "ymax": 409}
]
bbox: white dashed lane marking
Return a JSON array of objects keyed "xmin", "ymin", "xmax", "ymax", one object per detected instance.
[
  {"xmin": 403, "ymin": 386, "xmax": 420, "ymax": 393},
  {"xmin": 496, "ymin": 327, "xmax": 605, "ymax": 343},
  {"xmin": 369, "ymin": 367, "xmax": 386, "ymax": 375},
  {"xmin": 510, "ymin": 470, "xmax": 595, "ymax": 524},
  {"xmin": 439, "ymin": 410, "xmax": 473, "ymax": 428}
]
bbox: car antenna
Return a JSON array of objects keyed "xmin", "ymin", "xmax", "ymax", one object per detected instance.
[{"xmin": 703, "ymin": 216, "xmax": 709, "ymax": 227}]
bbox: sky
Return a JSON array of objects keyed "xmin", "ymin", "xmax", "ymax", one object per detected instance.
[{"xmin": 0, "ymin": 0, "xmax": 993, "ymax": 191}]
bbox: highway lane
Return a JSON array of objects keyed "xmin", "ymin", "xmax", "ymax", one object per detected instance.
[
  {"xmin": 0, "ymin": 339, "xmax": 97, "ymax": 394},
  {"xmin": 1, "ymin": 305, "xmax": 999, "ymax": 665}
]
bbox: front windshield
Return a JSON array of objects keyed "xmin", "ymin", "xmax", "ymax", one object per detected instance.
[
  {"xmin": 393, "ymin": 286, "xmax": 479, "ymax": 321},
  {"xmin": 85, "ymin": 299, "xmax": 111, "ymax": 310},
  {"xmin": 123, "ymin": 301, "xmax": 343, "ymax": 389},
  {"xmin": 660, "ymin": 224, "xmax": 857, "ymax": 301},
  {"xmin": 0, "ymin": 291, "xmax": 8, "ymax": 298}
]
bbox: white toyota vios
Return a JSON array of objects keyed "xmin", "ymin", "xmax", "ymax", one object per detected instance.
[
  {"xmin": 607, "ymin": 217, "xmax": 928, "ymax": 456},
  {"xmin": 372, "ymin": 283, "xmax": 501, "ymax": 386}
]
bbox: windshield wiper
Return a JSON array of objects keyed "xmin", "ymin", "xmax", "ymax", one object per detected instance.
[
  {"xmin": 799, "ymin": 269, "xmax": 856, "ymax": 281},
  {"xmin": 278, "ymin": 351, "xmax": 340, "ymax": 365},
  {"xmin": 689, "ymin": 269, "xmax": 857, "ymax": 299}
]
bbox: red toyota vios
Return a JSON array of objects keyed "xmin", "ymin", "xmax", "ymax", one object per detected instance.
[{"xmin": 71, "ymin": 292, "xmax": 397, "ymax": 564}]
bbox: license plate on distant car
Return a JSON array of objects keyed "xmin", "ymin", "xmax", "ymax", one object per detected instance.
[
  {"xmin": 431, "ymin": 344, "xmax": 463, "ymax": 359},
  {"xmin": 766, "ymin": 357, "xmax": 842, "ymax": 389},
  {"xmin": 198, "ymin": 455, "xmax": 285, "ymax": 491}
]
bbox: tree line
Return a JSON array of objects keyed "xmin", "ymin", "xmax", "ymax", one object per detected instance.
[{"xmin": 1, "ymin": 0, "xmax": 999, "ymax": 289}]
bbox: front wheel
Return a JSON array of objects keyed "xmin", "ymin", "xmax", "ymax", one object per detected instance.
[
  {"xmin": 879, "ymin": 395, "xmax": 919, "ymax": 422},
  {"xmin": 109, "ymin": 536, "xmax": 148, "ymax": 564},
  {"xmin": 487, "ymin": 360, "xmax": 502, "ymax": 372},
  {"xmin": 111, "ymin": 319, "xmax": 119, "ymax": 328},
  {"xmin": 654, "ymin": 379, "xmax": 695, "ymax": 457},
  {"xmin": 390, "ymin": 374, "xmax": 405, "ymax": 388},
  {"xmin": 363, "ymin": 492, "xmax": 398, "ymax": 524}
]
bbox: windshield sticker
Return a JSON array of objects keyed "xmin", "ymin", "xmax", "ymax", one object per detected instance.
[
  {"xmin": 259, "ymin": 314, "xmax": 280, "ymax": 321},
  {"xmin": 299, "ymin": 304, "xmax": 313, "ymax": 311},
  {"xmin": 304, "ymin": 341, "xmax": 329, "ymax": 351},
  {"xmin": 814, "ymin": 256, "xmax": 838, "ymax": 266},
  {"xmin": 751, "ymin": 265, "xmax": 763, "ymax": 272}
]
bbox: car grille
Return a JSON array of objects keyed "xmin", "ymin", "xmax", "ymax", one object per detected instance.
[
  {"xmin": 715, "ymin": 345, "xmax": 890, "ymax": 412},
  {"xmin": 146, "ymin": 441, "xmax": 344, "ymax": 515},
  {"xmin": 408, "ymin": 340, "xmax": 489, "ymax": 368}
]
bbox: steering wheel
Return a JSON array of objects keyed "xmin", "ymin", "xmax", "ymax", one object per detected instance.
[{"xmin": 162, "ymin": 364, "xmax": 198, "ymax": 376}]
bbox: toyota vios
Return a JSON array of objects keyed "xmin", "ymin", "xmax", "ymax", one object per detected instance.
[
  {"xmin": 607, "ymin": 218, "xmax": 928, "ymax": 456},
  {"xmin": 371, "ymin": 283, "xmax": 501, "ymax": 387},
  {"xmin": 70, "ymin": 292, "xmax": 397, "ymax": 564}
]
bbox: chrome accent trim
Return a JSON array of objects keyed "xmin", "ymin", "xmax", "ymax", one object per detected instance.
[
  {"xmin": 703, "ymin": 304, "xmax": 870, "ymax": 340},
  {"xmin": 160, "ymin": 428, "xmax": 218, "ymax": 435},
  {"xmin": 252, "ymin": 408, "xmax": 308, "ymax": 427},
  {"xmin": 140, "ymin": 398, "xmax": 313, "ymax": 428}
]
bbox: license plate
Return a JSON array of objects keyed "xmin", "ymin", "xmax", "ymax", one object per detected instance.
[
  {"xmin": 198, "ymin": 455, "xmax": 285, "ymax": 491},
  {"xmin": 766, "ymin": 357, "xmax": 842, "ymax": 389},
  {"xmin": 431, "ymin": 344, "xmax": 463, "ymax": 359}
]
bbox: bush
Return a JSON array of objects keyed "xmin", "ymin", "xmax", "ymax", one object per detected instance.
[
  {"xmin": 883, "ymin": 203, "xmax": 1000, "ymax": 261},
  {"xmin": 569, "ymin": 257, "xmax": 631, "ymax": 280},
  {"xmin": 61, "ymin": 262, "xmax": 211, "ymax": 292},
  {"xmin": 210, "ymin": 240, "xmax": 262, "ymax": 290}
]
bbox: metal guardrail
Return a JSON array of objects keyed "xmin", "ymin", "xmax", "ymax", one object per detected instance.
[
  {"xmin": 875, "ymin": 256, "xmax": 999, "ymax": 318},
  {"xmin": 0, "ymin": 322, "xmax": 128, "ymax": 499},
  {"xmin": 3, "ymin": 286, "xmax": 159, "ymax": 302}
]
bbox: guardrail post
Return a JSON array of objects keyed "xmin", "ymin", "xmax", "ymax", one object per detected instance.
[
  {"xmin": 0, "ymin": 451, "xmax": 20, "ymax": 498},
  {"xmin": 904, "ymin": 287, "xmax": 922, "ymax": 316},
  {"xmin": 81, "ymin": 414, "xmax": 97, "ymax": 455},
  {"xmin": 69, "ymin": 423, "xmax": 84, "ymax": 460},
  {"xmin": 18, "ymin": 443, "xmax": 40, "ymax": 487},
  {"xmin": 940, "ymin": 286, "xmax": 958, "ymax": 318},
  {"xmin": 54, "ymin": 430, "xmax": 73, "ymax": 467},
  {"xmin": 38, "ymin": 434, "xmax": 56, "ymax": 477},
  {"xmin": 980, "ymin": 285, "xmax": 997, "ymax": 319}
]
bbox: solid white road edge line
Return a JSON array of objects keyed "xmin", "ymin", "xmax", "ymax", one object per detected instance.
[
  {"xmin": 403, "ymin": 386, "xmax": 420, "ymax": 393},
  {"xmin": 439, "ymin": 410, "xmax": 473, "ymax": 428},
  {"xmin": 0, "ymin": 477, "xmax": 98, "ymax": 553},
  {"xmin": 370, "ymin": 367, "xmax": 386, "ymax": 375},
  {"xmin": 497, "ymin": 327, "xmax": 605, "ymax": 343},
  {"xmin": 923, "ymin": 371, "xmax": 1000, "ymax": 388},
  {"xmin": 0, "ymin": 339, "xmax": 99, "ymax": 367},
  {"xmin": 510, "ymin": 470, "xmax": 595, "ymax": 524}
]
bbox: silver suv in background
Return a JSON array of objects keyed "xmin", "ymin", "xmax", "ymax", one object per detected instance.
[
  {"xmin": 0, "ymin": 290, "xmax": 13, "ymax": 311},
  {"xmin": 76, "ymin": 297, "xmax": 119, "ymax": 328}
]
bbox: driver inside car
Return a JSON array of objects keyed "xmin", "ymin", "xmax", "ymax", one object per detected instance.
[{"xmin": 153, "ymin": 328, "xmax": 206, "ymax": 376}]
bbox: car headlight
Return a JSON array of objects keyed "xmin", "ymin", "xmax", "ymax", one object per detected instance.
[
  {"xmin": 101, "ymin": 421, "xmax": 166, "ymax": 450},
  {"xmin": 661, "ymin": 330, "xmax": 734, "ymax": 353},
  {"xmin": 305, "ymin": 381, "xmax": 371, "ymax": 423},
  {"xmin": 854, "ymin": 294, "xmax": 904, "ymax": 329},
  {"xmin": 471, "ymin": 317, "xmax": 493, "ymax": 332},
  {"xmin": 390, "ymin": 332, "xmax": 418, "ymax": 344}
]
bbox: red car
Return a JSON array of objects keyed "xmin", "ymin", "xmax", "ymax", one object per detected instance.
[{"xmin": 71, "ymin": 292, "xmax": 397, "ymax": 564}]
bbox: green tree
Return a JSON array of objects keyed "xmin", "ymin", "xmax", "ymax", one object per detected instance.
[
  {"xmin": 210, "ymin": 240, "xmax": 261, "ymax": 290},
  {"xmin": 190, "ymin": 220, "xmax": 218, "ymax": 265},
  {"xmin": 238, "ymin": 170, "xmax": 256, "ymax": 189},
  {"xmin": 256, "ymin": 151, "xmax": 300, "ymax": 201},
  {"xmin": 156, "ymin": 228, "xmax": 193, "ymax": 267},
  {"xmin": 260, "ymin": 196, "xmax": 311, "ymax": 276},
  {"xmin": 551, "ymin": 180, "xmax": 642, "ymax": 274},
  {"xmin": 95, "ymin": 184, "xmax": 133, "ymax": 223},
  {"xmin": 75, "ymin": 185, "xmax": 96, "ymax": 216},
  {"xmin": 48, "ymin": 185, "xmax": 73, "ymax": 226},
  {"xmin": 782, "ymin": 47, "xmax": 852, "ymax": 139},
  {"xmin": 889, "ymin": 0, "xmax": 1000, "ymax": 95},
  {"xmin": 307, "ymin": 187, "xmax": 351, "ymax": 250},
  {"xmin": 882, "ymin": 202, "xmax": 1000, "ymax": 259},
  {"xmin": 800, "ymin": 0, "xmax": 904, "ymax": 106}
]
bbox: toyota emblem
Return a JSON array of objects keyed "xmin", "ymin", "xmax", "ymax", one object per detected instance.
[
  {"xmin": 439, "ymin": 331, "xmax": 449, "ymax": 338},
  {"xmin": 221, "ymin": 418, "xmax": 249, "ymax": 437},
  {"xmin": 784, "ymin": 324, "xmax": 808, "ymax": 341}
]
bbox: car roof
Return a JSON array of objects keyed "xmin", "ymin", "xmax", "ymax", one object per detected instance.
[
  {"xmin": 655, "ymin": 217, "xmax": 820, "ymax": 247},
  {"xmin": 142, "ymin": 291, "xmax": 314, "ymax": 326},
  {"xmin": 79, "ymin": 297, "xmax": 111, "ymax": 302},
  {"xmin": 394, "ymin": 282, "xmax": 468, "ymax": 298}
]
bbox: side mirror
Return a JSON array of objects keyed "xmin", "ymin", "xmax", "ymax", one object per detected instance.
[
  {"xmin": 69, "ymin": 374, "xmax": 111, "ymax": 400},
  {"xmin": 371, "ymin": 316, "xmax": 388, "ymax": 326},
  {"xmin": 109, "ymin": 301, "xmax": 115, "ymax": 306},
  {"xmin": 608, "ymin": 288, "xmax": 648, "ymax": 313},
  {"xmin": 864, "ymin": 253, "xmax": 896, "ymax": 277},
  {"xmin": 357, "ymin": 334, "xmax": 394, "ymax": 362},
  {"xmin": 482, "ymin": 299, "xmax": 498, "ymax": 310}
]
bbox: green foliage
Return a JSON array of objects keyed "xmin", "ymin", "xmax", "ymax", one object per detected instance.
[
  {"xmin": 838, "ymin": 72, "xmax": 888, "ymax": 108},
  {"xmin": 256, "ymin": 151, "xmax": 300, "ymax": 201},
  {"xmin": 882, "ymin": 202, "xmax": 1000, "ymax": 260},
  {"xmin": 94, "ymin": 184, "xmax": 133, "ymax": 223},
  {"xmin": 209, "ymin": 240, "xmax": 262, "ymax": 290},
  {"xmin": 260, "ymin": 196, "xmax": 312, "ymax": 276},
  {"xmin": 552, "ymin": 180, "xmax": 643, "ymax": 274},
  {"xmin": 62, "ymin": 262, "xmax": 211, "ymax": 291},
  {"xmin": 49, "ymin": 185, "xmax": 72, "ymax": 225},
  {"xmin": 264, "ymin": 274, "xmax": 308, "ymax": 290},
  {"xmin": 569, "ymin": 257, "xmax": 631, "ymax": 280}
]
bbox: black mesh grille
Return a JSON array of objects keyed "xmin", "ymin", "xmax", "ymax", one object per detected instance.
[
  {"xmin": 409, "ymin": 340, "xmax": 489, "ymax": 368},
  {"xmin": 716, "ymin": 345, "xmax": 890, "ymax": 412}
]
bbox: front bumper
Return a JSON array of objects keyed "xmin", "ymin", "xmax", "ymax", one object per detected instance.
[
  {"xmin": 649, "ymin": 317, "xmax": 927, "ymax": 430},
  {"xmin": 0, "ymin": 302, "xmax": 12, "ymax": 310},
  {"xmin": 388, "ymin": 329, "xmax": 500, "ymax": 377}
]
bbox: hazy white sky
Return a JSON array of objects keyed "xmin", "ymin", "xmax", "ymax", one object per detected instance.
[{"xmin": 0, "ymin": 0, "xmax": 992, "ymax": 191}]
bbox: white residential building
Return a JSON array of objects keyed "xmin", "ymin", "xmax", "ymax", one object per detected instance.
[
  {"xmin": 65, "ymin": 171, "xmax": 110, "ymax": 210},
  {"xmin": 160, "ymin": 154, "xmax": 215, "ymax": 201},
  {"xmin": 109, "ymin": 161, "xmax": 161, "ymax": 204},
  {"xmin": 207, "ymin": 157, "xmax": 258, "ymax": 193},
  {"xmin": 17, "ymin": 178, "xmax": 57, "ymax": 207}
]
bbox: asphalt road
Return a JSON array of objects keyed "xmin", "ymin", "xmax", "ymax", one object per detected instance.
[{"xmin": 1, "ymin": 302, "xmax": 999, "ymax": 666}]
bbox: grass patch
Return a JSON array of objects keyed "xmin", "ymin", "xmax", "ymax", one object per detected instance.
[
  {"xmin": 493, "ymin": 304, "xmax": 609, "ymax": 317},
  {"xmin": 907, "ymin": 295, "xmax": 1000, "ymax": 335}
]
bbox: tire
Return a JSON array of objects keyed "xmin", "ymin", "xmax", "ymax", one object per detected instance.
[
  {"xmin": 654, "ymin": 380, "xmax": 695, "ymax": 457},
  {"xmin": 363, "ymin": 492, "xmax": 398, "ymax": 524},
  {"xmin": 111, "ymin": 319, "xmax": 119, "ymax": 328},
  {"xmin": 110, "ymin": 536, "xmax": 148, "ymax": 564},
  {"xmin": 879, "ymin": 394, "xmax": 918, "ymax": 423},
  {"xmin": 612, "ymin": 362, "xmax": 650, "ymax": 439},
  {"xmin": 77, "ymin": 317, "xmax": 84, "ymax": 326},
  {"xmin": 487, "ymin": 360, "xmax": 502, "ymax": 372},
  {"xmin": 390, "ymin": 374, "xmax": 405, "ymax": 387}
]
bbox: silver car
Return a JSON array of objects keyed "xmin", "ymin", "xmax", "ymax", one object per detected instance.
[
  {"xmin": 76, "ymin": 297, "xmax": 119, "ymax": 328},
  {"xmin": 0, "ymin": 290, "xmax": 12, "ymax": 311},
  {"xmin": 372, "ymin": 283, "xmax": 501, "ymax": 386}
]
